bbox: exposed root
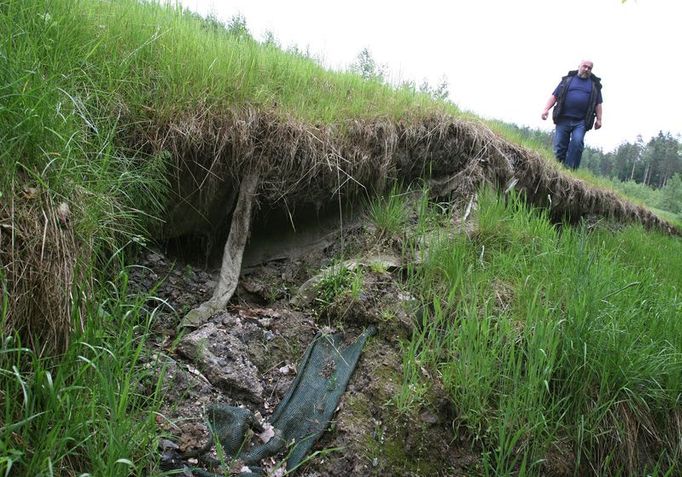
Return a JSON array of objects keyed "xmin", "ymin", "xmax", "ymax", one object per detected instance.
[
  {"xmin": 7, "ymin": 107, "xmax": 679, "ymax": 350},
  {"xmin": 181, "ymin": 172, "xmax": 260, "ymax": 328},
  {"xmin": 130, "ymin": 109, "xmax": 678, "ymax": 242}
]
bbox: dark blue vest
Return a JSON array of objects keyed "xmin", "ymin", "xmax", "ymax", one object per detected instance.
[{"xmin": 552, "ymin": 71, "xmax": 603, "ymax": 131}]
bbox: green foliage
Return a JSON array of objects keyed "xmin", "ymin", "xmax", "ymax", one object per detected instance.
[
  {"xmin": 418, "ymin": 76, "xmax": 450, "ymax": 101},
  {"xmin": 605, "ymin": 176, "xmax": 682, "ymax": 219},
  {"xmin": 583, "ymin": 132, "xmax": 682, "ymax": 196},
  {"xmin": 350, "ymin": 48, "xmax": 386, "ymax": 82},
  {"xmin": 401, "ymin": 187, "xmax": 682, "ymax": 474},
  {"xmin": 659, "ymin": 173, "xmax": 682, "ymax": 214},
  {"xmin": 225, "ymin": 14, "xmax": 251, "ymax": 38},
  {"xmin": 366, "ymin": 186, "xmax": 410, "ymax": 238},
  {"xmin": 314, "ymin": 264, "xmax": 364, "ymax": 310},
  {"xmin": 610, "ymin": 178, "xmax": 660, "ymax": 205},
  {"xmin": 0, "ymin": 265, "xmax": 164, "ymax": 476}
]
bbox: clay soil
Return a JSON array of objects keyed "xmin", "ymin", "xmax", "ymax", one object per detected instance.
[{"xmin": 130, "ymin": 219, "xmax": 482, "ymax": 477}]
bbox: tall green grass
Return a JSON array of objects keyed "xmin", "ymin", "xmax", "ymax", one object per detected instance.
[
  {"xmin": 365, "ymin": 185, "xmax": 411, "ymax": 239},
  {"xmin": 0, "ymin": 261, "xmax": 164, "ymax": 476},
  {"xmin": 397, "ymin": 188, "xmax": 682, "ymax": 475},
  {"xmin": 1, "ymin": 0, "xmax": 169, "ymax": 252},
  {"xmin": 4, "ymin": 0, "xmax": 681, "ymax": 475},
  {"xmin": 2, "ymin": 1, "xmax": 168, "ymax": 471},
  {"xmin": 0, "ymin": 0, "xmax": 460, "ymax": 257},
  {"xmin": 2, "ymin": 0, "xmax": 452, "ymax": 187}
]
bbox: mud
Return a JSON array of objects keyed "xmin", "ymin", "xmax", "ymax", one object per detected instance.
[{"xmin": 129, "ymin": 217, "xmax": 481, "ymax": 476}]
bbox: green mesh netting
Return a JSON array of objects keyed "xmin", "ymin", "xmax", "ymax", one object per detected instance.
[
  {"xmin": 271, "ymin": 326, "xmax": 375, "ymax": 471},
  {"xmin": 190, "ymin": 326, "xmax": 375, "ymax": 476}
]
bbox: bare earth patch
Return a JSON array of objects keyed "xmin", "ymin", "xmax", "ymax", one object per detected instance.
[{"xmin": 130, "ymin": 227, "xmax": 483, "ymax": 475}]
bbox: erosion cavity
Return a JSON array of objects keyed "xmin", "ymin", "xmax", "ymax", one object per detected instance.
[
  {"xmin": 142, "ymin": 111, "xmax": 678, "ymax": 326},
  {"xmin": 161, "ymin": 200, "xmax": 357, "ymax": 271}
]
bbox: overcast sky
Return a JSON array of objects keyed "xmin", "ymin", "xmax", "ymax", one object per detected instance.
[{"xmin": 174, "ymin": 0, "xmax": 681, "ymax": 152}]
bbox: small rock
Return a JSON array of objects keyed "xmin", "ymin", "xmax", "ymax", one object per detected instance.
[
  {"xmin": 258, "ymin": 423, "xmax": 276, "ymax": 443},
  {"xmin": 159, "ymin": 439, "xmax": 179, "ymax": 451},
  {"xmin": 420, "ymin": 411, "xmax": 440, "ymax": 425},
  {"xmin": 148, "ymin": 252, "xmax": 163, "ymax": 263},
  {"xmin": 177, "ymin": 323, "xmax": 263, "ymax": 402}
]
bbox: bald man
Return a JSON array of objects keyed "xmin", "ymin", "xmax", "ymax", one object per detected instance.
[{"xmin": 541, "ymin": 60, "xmax": 603, "ymax": 169}]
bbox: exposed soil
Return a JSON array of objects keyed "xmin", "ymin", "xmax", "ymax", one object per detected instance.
[
  {"xmin": 129, "ymin": 215, "xmax": 482, "ymax": 476},
  {"xmin": 8, "ymin": 110, "xmax": 674, "ymax": 474},
  {"xmin": 119, "ymin": 113, "xmax": 680, "ymax": 475},
  {"xmin": 6, "ymin": 110, "xmax": 678, "ymax": 355}
]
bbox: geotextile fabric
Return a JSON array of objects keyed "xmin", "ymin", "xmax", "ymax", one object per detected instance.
[
  {"xmin": 192, "ymin": 326, "xmax": 375, "ymax": 476},
  {"xmin": 271, "ymin": 326, "xmax": 376, "ymax": 471}
]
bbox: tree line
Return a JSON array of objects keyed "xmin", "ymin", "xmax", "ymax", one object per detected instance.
[{"xmin": 582, "ymin": 131, "xmax": 681, "ymax": 189}]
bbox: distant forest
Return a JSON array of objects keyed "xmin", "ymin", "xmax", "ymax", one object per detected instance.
[{"xmin": 504, "ymin": 124, "xmax": 682, "ymax": 215}]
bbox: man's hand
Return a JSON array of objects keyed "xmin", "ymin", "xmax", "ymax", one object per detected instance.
[
  {"xmin": 542, "ymin": 96, "xmax": 557, "ymax": 120},
  {"xmin": 594, "ymin": 119, "xmax": 602, "ymax": 130}
]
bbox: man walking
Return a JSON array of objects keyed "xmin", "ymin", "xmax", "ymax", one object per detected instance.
[{"xmin": 541, "ymin": 60, "xmax": 603, "ymax": 169}]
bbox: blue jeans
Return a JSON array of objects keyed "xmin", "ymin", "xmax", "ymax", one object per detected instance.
[{"xmin": 553, "ymin": 119, "xmax": 586, "ymax": 169}]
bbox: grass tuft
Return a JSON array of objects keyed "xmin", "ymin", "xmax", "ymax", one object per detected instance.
[
  {"xmin": 400, "ymin": 187, "xmax": 682, "ymax": 475},
  {"xmin": 0, "ymin": 262, "xmax": 164, "ymax": 476}
]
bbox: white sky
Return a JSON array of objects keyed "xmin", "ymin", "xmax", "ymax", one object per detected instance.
[{"xmin": 174, "ymin": 0, "xmax": 682, "ymax": 152}]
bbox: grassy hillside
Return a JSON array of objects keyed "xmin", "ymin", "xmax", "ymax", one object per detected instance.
[
  {"xmin": 397, "ymin": 188, "xmax": 682, "ymax": 475},
  {"xmin": 1, "ymin": 0, "xmax": 429, "ymax": 345},
  {"xmin": 1, "ymin": 0, "xmax": 681, "ymax": 476}
]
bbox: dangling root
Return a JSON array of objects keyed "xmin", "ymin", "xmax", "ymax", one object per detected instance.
[{"xmin": 181, "ymin": 172, "xmax": 260, "ymax": 328}]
